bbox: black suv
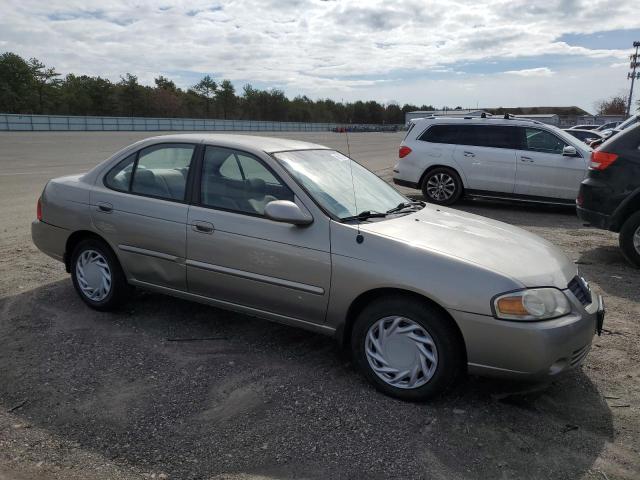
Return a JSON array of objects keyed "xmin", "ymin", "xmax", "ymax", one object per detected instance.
[{"xmin": 577, "ymin": 123, "xmax": 640, "ymax": 267}]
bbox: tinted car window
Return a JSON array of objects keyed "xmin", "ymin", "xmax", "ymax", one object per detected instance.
[
  {"xmin": 456, "ymin": 125, "xmax": 517, "ymax": 149},
  {"xmin": 104, "ymin": 153, "xmax": 136, "ymax": 191},
  {"xmin": 522, "ymin": 128, "xmax": 568, "ymax": 154},
  {"xmin": 201, "ymin": 146, "xmax": 293, "ymax": 216},
  {"xmin": 130, "ymin": 144, "xmax": 195, "ymax": 200},
  {"xmin": 419, "ymin": 125, "xmax": 459, "ymax": 144}
]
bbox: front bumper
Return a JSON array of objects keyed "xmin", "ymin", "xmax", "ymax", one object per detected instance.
[{"xmin": 451, "ymin": 294, "xmax": 604, "ymax": 379}]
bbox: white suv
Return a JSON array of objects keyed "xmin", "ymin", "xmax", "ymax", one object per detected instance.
[{"xmin": 393, "ymin": 116, "xmax": 592, "ymax": 205}]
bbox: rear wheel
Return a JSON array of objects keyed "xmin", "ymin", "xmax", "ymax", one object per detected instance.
[
  {"xmin": 351, "ymin": 296, "xmax": 464, "ymax": 401},
  {"xmin": 70, "ymin": 238, "xmax": 131, "ymax": 310},
  {"xmin": 421, "ymin": 167, "xmax": 463, "ymax": 205},
  {"xmin": 619, "ymin": 211, "xmax": 640, "ymax": 268}
]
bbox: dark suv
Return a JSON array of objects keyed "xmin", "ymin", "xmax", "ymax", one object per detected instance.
[{"xmin": 577, "ymin": 123, "xmax": 640, "ymax": 267}]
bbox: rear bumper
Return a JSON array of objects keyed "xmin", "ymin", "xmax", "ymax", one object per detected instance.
[
  {"xmin": 576, "ymin": 206, "xmax": 612, "ymax": 231},
  {"xmin": 450, "ymin": 294, "xmax": 603, "ymax": 379},
  {"xmin": 31, "ymin": 220, "xmax": 69, "ymax": 263}
]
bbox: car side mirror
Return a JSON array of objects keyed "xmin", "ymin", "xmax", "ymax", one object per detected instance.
[
  {"xmin": 562, "ymin": 145, "xmax": 577, "ymax": 156},
  {"xmin": 264, "ymin": 200, "xmax": 313, "ymax": 226}
]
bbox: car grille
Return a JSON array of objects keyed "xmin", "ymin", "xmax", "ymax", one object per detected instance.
[
  {"xmin": 568, "ymin": 276, "xmax": 592, "ymax": 306},
  {"xmin": 570, "ymin": 344, "xmax": 591, "ymax": 367}
]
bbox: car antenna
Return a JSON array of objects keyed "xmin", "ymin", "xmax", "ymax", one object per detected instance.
[{"xmin": 344, "ymin": 127, "xmax": 364, "ymax": 244}]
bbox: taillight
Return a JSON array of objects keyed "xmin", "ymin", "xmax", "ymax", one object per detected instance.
[
  {"xmin": 590, "ymin": 151, "xmax": 618, "ymax": 170},
  {"xmin": 399, "ymin": 146, "xmax": 412, "ymax": 158},
  {"xmin": 37, "ymin": 198, "xmax": 42, "ymax": 221}
]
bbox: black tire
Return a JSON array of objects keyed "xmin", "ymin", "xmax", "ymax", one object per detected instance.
[
  {"xmin": 351, "ymin": 295, "xmax": 465, "ymax": 402},
  {"xmin": 619, "ymin": 211, "xmax": 640, "ymax": 268},
  {"xmin": 421, "ymin": 167, "xmax": 463, "ymax": 206},
  {"xmin": 70, "ymin": 238, "xmax": 131, "ymax": 311}
]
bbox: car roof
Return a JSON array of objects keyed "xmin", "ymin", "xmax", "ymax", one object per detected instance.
[
  {"xmin": 142, "ymin": 133, "xmax": 330, "ymax": 153},
  {"xmin": 566, "ymin": 129, "xmax": 602, "ymax": 135}
]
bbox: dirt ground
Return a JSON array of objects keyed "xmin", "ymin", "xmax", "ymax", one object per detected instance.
[{"xmin": 0, "ymin": 132, "xmax": 638, "ymax": 480}]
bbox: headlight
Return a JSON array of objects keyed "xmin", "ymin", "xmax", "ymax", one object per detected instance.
[{"xmin": 493, "ymin": 288, "xmax": 571, "ymax": 321}]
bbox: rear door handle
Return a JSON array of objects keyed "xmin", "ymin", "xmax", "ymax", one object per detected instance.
[
  {"xmin": 520, "ymin": 156, "xmax": 533, "ymax": 162},
  {"xmin": 97, "ymin": 202, "xmax": 113, "ymax": 213},
  {"xmin": 463, "ymin": 151, "xmax": 475, "ymax": 157},
  {"xmin": 192, "ymin": 221, "xmax": 214, "ymax": 234}
]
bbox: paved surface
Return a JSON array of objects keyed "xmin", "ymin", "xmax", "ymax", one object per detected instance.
[{"xmin": 0, "ymin": 132, "xmax": 639, "ymax": 479}]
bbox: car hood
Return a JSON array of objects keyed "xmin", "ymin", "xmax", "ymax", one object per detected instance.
[{"xmin": 360, "ymin": 205, "xmax": 576, "ymax": 289}]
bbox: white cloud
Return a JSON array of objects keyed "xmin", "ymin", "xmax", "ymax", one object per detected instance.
[
  {"xmin": 503, "ymin": 67, "xmax": 555, "ymax": 77},
  {"xmin": 0, "ymin": 0, "xmax": 638, "ymax": 109}
]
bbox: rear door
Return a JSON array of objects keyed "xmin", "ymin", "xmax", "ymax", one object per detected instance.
[
  {"xmin": 185, "ymin": 145, "xmax": 331, "ymax": 324},
  {"xmin": 514, "ymin": 127, "xmax": 588, "ymax": 200},
  {"xmin": 91, "ymin": 143, "xmax": 197, "ymax": 290},
  {"xmin": 451, "ymin": 125, "xmax": 518, "ymax": 193}
]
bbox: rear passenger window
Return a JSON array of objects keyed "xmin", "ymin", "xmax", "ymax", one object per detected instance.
[
  {"xmin": 457, "ymin": 125, "xmax": 517, "ymax": 149},
  {"xmin": 419, "ymin": 125, "xmax": 459, "ymax": 144},
  {"xmin": 104, "ymin": 154, "xmax": 135, "ymax": 192},
  {"xmin": 104, "ymin": 144, "xmax": 195, "ymax": 201},
  {"xmin": 201, "ymin": 147, "xmax": 293, "ymax": 216},
  {"xmin": 131, "ymin": 144, "xmax": 195, "ymax": 200}
]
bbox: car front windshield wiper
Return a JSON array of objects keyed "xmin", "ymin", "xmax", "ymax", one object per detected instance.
[
  {"xmin": 340, "ymin": 210, "xmax": 388, "ymax": 222},
  {"xmin": 385, "ymin": 200, "xmax": 425, "ymax": 215}
]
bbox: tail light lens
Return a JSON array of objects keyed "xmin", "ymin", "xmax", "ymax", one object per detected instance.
[
  {"xmin": 37, "ymin": 198, "xmax": 42, "ymax": 221},
  {"xmin": 399, "ymin": 146, "xmax": 412, "ymax": 158},
  {"xmin": 590, "ymin": 151, "xmax": 618, "ymax": 170}
]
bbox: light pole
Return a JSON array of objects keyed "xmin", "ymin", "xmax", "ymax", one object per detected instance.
[{"xmin": 627, "ymin": 41, "xmax": 640, "ymax": 118}]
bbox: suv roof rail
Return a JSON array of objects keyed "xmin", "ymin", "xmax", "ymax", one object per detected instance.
[{"xmin": 413, "ymin": 115, "xmax": 546, "ymax": 126}]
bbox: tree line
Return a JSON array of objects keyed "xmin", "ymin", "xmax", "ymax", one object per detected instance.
[{"xmin": 0, "ymin": 52, "xmax": 434, "ymax": 124}]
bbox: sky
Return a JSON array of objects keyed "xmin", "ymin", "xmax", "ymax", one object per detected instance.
[{"xmin": 1, "ymin": 0, "xmax": 639, "ymax": 113}]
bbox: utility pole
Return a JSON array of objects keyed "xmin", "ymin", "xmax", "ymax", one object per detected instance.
[{"xmin": 627, "ymin": 41, "xmax": 640, "ymax": 118}]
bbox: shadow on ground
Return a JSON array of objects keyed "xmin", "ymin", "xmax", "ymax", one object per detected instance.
[{"xmin": 0, "ymin": 280, "xmax": 613, "ymax": 479}]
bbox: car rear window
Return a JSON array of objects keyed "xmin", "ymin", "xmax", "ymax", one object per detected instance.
[{"xmin": 419, "ymin": 124, "xmax": 459, "ymax": 144}]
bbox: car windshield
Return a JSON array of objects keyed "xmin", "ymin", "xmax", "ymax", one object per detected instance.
[{"xmin": 274, "ymin": 149, "xmax": 408, "ymax": 220}]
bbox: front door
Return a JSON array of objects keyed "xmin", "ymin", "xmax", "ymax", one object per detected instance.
[
  {"xmin": 514, "ymin": 127, "xmax": 588, "ymax": 200},
  {"xmin": 91, "ymin": 143, "xmax": 197, "ymax": 290},
  {"xmin": 186, "ymin": 146, "xmax": 331, "ymax": 324}
]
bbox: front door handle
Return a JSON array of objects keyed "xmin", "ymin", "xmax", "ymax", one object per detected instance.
[
  {"xmin": 192, "ymin": 221, "xmax": 214, "ymax": 234},
  {"xmin": 463, "ymin": 151, "xmax": 475, "ymax": 157},
  {"xmin": 97, "ymin": 202, "xmax": 113, "ymax": 213}
]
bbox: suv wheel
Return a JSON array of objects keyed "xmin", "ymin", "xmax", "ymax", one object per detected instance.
[
  {"xmin": 421, "ymin": 167, "xmax": 463, "ymax": 205},
  {"xmin": 619, "ymin": 211, "xmax": 640, "ymax": 268},
  {"xmin": 70, "ymin": 238, "xmax": 131, "ymax": 310},
  {"xmin": 351, "ymin": 295, "xmax": 464, "ymax": 402}
]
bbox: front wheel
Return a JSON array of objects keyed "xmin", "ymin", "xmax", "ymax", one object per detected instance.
[
  {"xmin": 619, "ymin": 211, "xmax": 640, "ymax": 268},
  {"xmin": 421, "ymin": 167, "xmax": 463, "ymax": 205},
  {"xmin": 70, "ymin": 238, "xmax": 131, "ymax": 311},
  {"xmin": 351, "ymin": 296, "xmax": 464, "ymax": 401}
]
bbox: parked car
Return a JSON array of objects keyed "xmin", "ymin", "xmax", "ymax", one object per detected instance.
[
  {"xmin": 587, "ymin": 114, "xmax": 639, "ymax": 149},
  {"xmin": 596, "ymin": 121, "xmax": 621, "ymax": 131},
  {"xmin": 577, "ymin": 123, "xmax": 640, "ymax": 267},
  {"xmin": 32, "ymin": 134, "xmax": 604, "ymax": 401},
  {"xmin": 393, "ymin": 117, "xmax": 592, "ymax": 205},
  {"xmin": 569, "ymin": 124, "xmax": 600, "ymax": 130},
  {"xmin": 564, "ymin": 128, "xmax": 604, "ymax": 144}
]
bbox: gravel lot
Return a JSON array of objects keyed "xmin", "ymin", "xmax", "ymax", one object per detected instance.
[{"xmin": 0, "ymin": 132, "xmax": 639, "ymax": 480}]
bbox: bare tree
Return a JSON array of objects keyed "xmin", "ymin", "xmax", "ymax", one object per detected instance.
[{"xmin": 595, "ymin": 94, "xmax": 628, "ymax": 115}]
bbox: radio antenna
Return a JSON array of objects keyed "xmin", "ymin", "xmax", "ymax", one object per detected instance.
[{"xmin": 344, "ymin": 127, "xmax": 363, "ymax": 243}]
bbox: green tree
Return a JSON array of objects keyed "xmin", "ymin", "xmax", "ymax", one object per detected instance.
[
  {"xmin": 0, "ymin": 52, "xmax": 36, "ymax": 113},
  {"xmin": 217, "ymin": 80, "xmax": 237, "ymax": 119},
  {"xmin": 192, "ymin": 75, "xmax": 217, "ymax": 117},
  {"xmin": 28, "ymin": 57, "xmax": 60, "ymax": 113},
  {"xmin": 118, "ymin": 73, "xmax": 145, "ymax": 116}
]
